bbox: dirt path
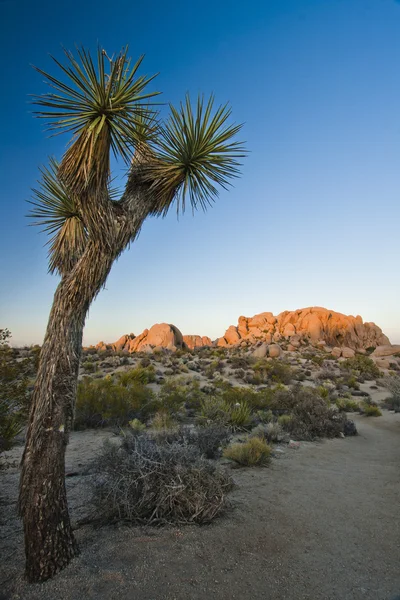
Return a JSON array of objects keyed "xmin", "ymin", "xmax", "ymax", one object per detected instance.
[{"xmin": 1, "ymin": 413, "xmax": 399, "ymax": 600}]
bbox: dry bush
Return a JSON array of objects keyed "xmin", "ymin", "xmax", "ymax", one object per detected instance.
[
  {"xmin": 279, "ymin": 388, "xmax": 349, "ymax": 440},
  {"xmin": 223, "ymin": 437, "xmax": 271, "ymax": 466},
  {"xmin": 250, "ymin": 422, "xmax": 288, "ymax": 444},
  {"xmin": 89, "ymin": 434, "xmax": 233, "ymax": 525},
  {"xmin": 134, "ymin": 424, "xmax": 231, "ymax": 459},
  {"xmin": 382, "ymin": 375, "xmax": 400, "ymax": 411}
]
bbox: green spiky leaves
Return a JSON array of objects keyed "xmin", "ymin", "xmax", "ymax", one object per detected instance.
[
  {"xmin": 30, "ymin": 47, "xmax": 247, "ymax": 276},
  {"xmin": 33, "ymin": 47, "xmax": 160, "ymax": 194},
  {"xmin": 147, "ymin": 95, "xmax": 246, "ymax": 215},
  {"xmin": 28, "ymin": 159, "xmax": 87, "ymax": 275}
]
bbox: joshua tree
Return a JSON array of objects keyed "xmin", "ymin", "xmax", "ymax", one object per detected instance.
[{"xmin": 19, "ymin": 47, "xmax": 245, "ymax": 583}]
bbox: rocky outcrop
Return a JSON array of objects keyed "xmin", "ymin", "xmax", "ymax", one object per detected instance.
[
  {"xmin": 216, "ymin": 307, "xmax": 390, "ymax": 351},
  {"xmin": 96, "ymin": 323, "xmax": 185, "ymax": 354},
  {"xmin": 371, "ymin": 345, "xmax": 400, "ymax": 358},
  {"xmin": 183, "ymin": 335, "xmax": 212, "ymax": 349},
  {"xmin": 91, "ymin": 307, "xmax": 393, "ymax": 355}
]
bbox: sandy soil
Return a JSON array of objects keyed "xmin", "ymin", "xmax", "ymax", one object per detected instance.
[{"xmin": 1, "ymin": 412, "xmax": 399, "ymax": 600}]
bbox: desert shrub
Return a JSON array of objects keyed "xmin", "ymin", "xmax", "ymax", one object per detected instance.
[
  {"xmin": 229, "ymin": 356, "xmax": 254, "ymax": 370},
  {"xmin": 256, "ymin": 409, "xmax": 274, "ymax": 423},
  {"xmin": 220, "ymin": 387, "xmax": 266, "ymax": 410},
  {"xmin": 266, "ymin": 359, "xmax": 295, "ymax": 384},
  {"xmin": 316, "ymin": 385, "xmax": 330, "ymax": 401},
  {"xmin": 250, "ymin": 422, "xmax": 287, "ymax": 444},
  {"xmin": 198, "ymin": 396, "xmax": 252, "ymax": 430},
  {"xmin": 361, "ymin": 402, "xmax": 382, "ymax": 417},
  {"xmin": 143, "ymin": 424, "xmax": 231, "ymax": 459},
  {"xmin": 117, "ymin": 365, "xmax": 156, "ymax": 386},
  {"xmin": 316, "ymin": 368, "xmax": 338, "ymax": 382},
  {"xmin": 82, "ymin": 361, "xmax": 97, "ymax": 373},
  {"xmin": 223, "ymin": 437, "xmax": 271, "ymax": 466},
  {"xmin": 75, "ymin": 377, "xmax": 156, "ymax": 428},
  {"xmin": 89, "ymin": 435, "xmax": 233, "ymax": 525},
  {"xmin": 335, "ymin": 398, "xmax": 359, "ymax": 412},
  {"xmin": 150, "ymin": 410, "xmax": 178, "ymax": 431},
  {"xmin": 343, "ymin": 420, "xmax": 358, "ymax": 436},
  {"xmin": 0, "ymin": 329, "xmax": 30, "ymax": 451},
  {"xmin": 158, "ymin": 378, "xmax": 205, "ymax": 413},
  {"xmin": 191, "ymin": 425, "xmax": 231, "ymax": 458},
  {"xmin": 129, "ymin": 418, "xmax": 146, "ymax": 432},
  {"xmin": 381, "ymin": 375, "xmax": 400, "ymax": 411},
  {"xmin": 341, "ymin": 355, "xmax": 380, "ymax": 380},
  {"xmin": 278, "ymin": 414, "xmax": 293, "ymax": 428},
  {"xmin": 279, "ymin": 388, "xmax": 348, "ymax": 440}
]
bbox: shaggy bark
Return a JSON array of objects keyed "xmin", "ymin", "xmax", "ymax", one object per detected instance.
[{"xmin": 19, "ymin": 178, "xmax": 157, "ymax": 582}]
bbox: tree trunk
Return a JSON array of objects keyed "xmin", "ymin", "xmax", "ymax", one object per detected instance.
[
  {"xmin": 19, "ymin": 167, "xmax": 157, "ymax": 582},
  {"xmin": 19, "ymin": 239, "xmax": 116, "ymax": 581}
]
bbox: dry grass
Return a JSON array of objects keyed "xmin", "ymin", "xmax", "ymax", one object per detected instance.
[{"xmin": 223, "ymin": 437, "xmax": 271, "ymax": 466}]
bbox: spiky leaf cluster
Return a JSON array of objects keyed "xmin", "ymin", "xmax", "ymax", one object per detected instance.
[{"xmin": 29, "ymin": 47, "xmax": 246, "ymax": 274}]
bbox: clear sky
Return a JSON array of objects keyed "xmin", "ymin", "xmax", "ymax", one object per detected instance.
[{"xmin": 0, "ymin": 0, "xmax": 399, "ymax": 347}]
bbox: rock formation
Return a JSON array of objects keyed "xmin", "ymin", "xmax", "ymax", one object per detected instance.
[
  {"xmin": 216, "ymin": 307, "xmax": 390, "ymax": 351},
  {"xmin": 92, "ymin": 307, "xmax": 392, "ymax": 355},
  {"xmin": 183, "ymin": 335, "xmax": 212, "ymax": 349},
  {"xmin": 96, "ymin": 323, "xmax": 185, "ymax": 353}
]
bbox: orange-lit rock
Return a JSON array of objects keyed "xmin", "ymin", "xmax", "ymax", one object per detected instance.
[
  {"xmin": 215, "ymin": 307, "xmax": 389, "ymax": 351},
  {"xmin": 183, "ymin": 335, "xmax": 212, "ymax": 349}
]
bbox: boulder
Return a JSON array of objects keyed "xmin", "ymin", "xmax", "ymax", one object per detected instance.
[
  {"xmin": 108, "ymin": 324, "xmax": 185, "ymax": 353},
  {"xmin": 341, "ymin": 347, "xmax": 355, "ymax": 359},
  {"xmin": 268, "ymin": 344, "xmax": 282, "ymax": 358},
  {"xmin": 374, "ymin": 358, "xmax": 391, "ymax": 370},
  {"xmin": 252, "ymin": 343, "xmax": 268, "ymax": 358},
  {"xmin": 331, "ymin": 347, "xmax": 342, "ymax": 358},
  {"xmin": 372, "ymin": 345, "xmax": 400, "ymax": 358}
]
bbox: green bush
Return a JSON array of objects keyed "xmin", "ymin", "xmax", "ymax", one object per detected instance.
[
  {"xmin": 129, "ymin": 418, "xmax": 146, "ymax": 432},
  {"xmin": 0, "ymin": 329, "xmax": 30, "ymax": 451},
  {"xmin": 335, "ymin": 398, "xmax": 359, "ymax": 412},
  {"xmin": 198, "ymin": 396, "xmax": 252, "ymax": 430},
  {"xmin": 341, "ymin": 355, "xmax": 380, "ymax": 380},
  {"xmin": 223, "ymin": 437, "xmax": 271, "ymax": 466},
  {"xmin": 117, "ymin": 365, "xmax": 156, "ymax": 386},
  {"xmin": 258, "ymin": 359, "xmax": 295, "ymax": 384},
  {"xmin": 157, "ymin": 378, "xmax": 204, "ymax": 413},
  {"xmin": 75, "ymin": 377, "xmax": 156, "ymax": 428},
  {"xmin": 362, "ymin": 403, "xmax": 382, "ymax": 417},
  {"xmin": 82, "ymin": 361, "xmax": 97, "ymax": 373}
]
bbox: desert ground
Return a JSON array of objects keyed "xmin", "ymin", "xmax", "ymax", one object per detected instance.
[{"xmin": 1, "ymin": 409, "xmax": 399, "ymax": 600}]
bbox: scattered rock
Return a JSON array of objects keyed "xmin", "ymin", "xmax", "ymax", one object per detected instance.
[
  {"xmin": 268, "ymin": 344, "xmax": 282, "ymax": 358},
  {"xmin": 341, "ymin": 347, "xmax": 355, "ymax": 359}
]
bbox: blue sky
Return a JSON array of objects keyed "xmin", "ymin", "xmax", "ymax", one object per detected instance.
[{"xmin": 0, "ymin": 0, "xmax": 399, "ymax": 346}]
